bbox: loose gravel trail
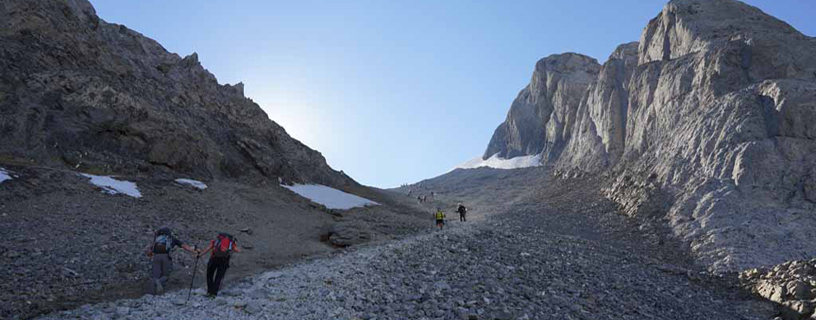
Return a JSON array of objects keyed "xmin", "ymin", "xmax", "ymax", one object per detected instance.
[{"xmin": 36, "ymin": 168, "xmax": 774, "ymax": 320}]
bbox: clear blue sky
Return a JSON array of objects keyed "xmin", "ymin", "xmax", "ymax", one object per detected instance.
[{"xmin": 91, "ymin": 0, "xmax": 815, "ymax": 188}]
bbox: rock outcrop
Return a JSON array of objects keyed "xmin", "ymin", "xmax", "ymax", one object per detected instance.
[
  {"xmin": 482, "ymin": 0, "xmax": 816, "ymax": 273},
  {"xmin": 558, "ymin": 42, "xmax": 639, "ymax": 170},
  {"xmin": 0, "ymin": 0, "xmax": 354, "ymax": 187},
  {"xmin": 484, "ymin": 53, "xmax": 600, "ymax": 161},
  {"xmin": 741, "ymin": 260, "xmax": 816, "ymax": 320}
]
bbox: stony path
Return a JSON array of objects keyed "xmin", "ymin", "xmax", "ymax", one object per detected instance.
[{"xmin": 37, "ymin": 198, "xmax": 773, "ymax": 320}]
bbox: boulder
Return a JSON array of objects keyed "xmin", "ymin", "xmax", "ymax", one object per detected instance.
[
  {"xmin": 329, "ymin": 221, "xmax": 372, "ymax": 247},
  {"xmin": 789, "ymin": 281, "xmax": 812, "ymax": 300},
  {"xmin": 244, "ymin": 301, "xmax": 263, "ymax": 314},
  {"xmin": 781, "ymin": 300, "xmax": 815, "ymax": 320}
]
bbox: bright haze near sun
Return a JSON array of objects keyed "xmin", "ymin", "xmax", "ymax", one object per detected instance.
[{"xmin": 91, "ymin": 0, "xmax": 815, "ymax": 188}]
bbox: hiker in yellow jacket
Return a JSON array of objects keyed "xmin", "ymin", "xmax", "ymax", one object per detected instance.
[{"xmin": 434, "ymin": 207, "xmax": 446, "ymax": 230}]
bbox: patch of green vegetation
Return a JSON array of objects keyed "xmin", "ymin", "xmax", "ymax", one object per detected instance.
[
  {"xmin": 0, "ymin": 154, "xmax": 36, "ymax": 166},
  {"xmin": 77, "ymin": 165, "xmax": 114, "ymax": 176}
]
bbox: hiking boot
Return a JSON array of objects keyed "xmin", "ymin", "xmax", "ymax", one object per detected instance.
[{"xmin": 154, "ymin": 279, "xmax": 163, "ymax": 294}]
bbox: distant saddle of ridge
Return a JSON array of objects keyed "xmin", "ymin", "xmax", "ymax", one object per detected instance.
[
  {"xmin": 0, "ymin": 0, "xmax": 354, "ymax": 187},
  {"xmin": 482, "ymin": 0, "xmax": 816, "ymax": 272}
]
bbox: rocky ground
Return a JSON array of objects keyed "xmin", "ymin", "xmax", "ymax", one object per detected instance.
[
  {"xmin": 34, "ymin": 167, "xmax": 777, "ymax": 320},
  {"xmin": 0, "ymin": 164, "xmax": 430, "ymax": 320},
  {"xmin": 741, "ymin": 260, "xmax": 816, "ymax": 319}
]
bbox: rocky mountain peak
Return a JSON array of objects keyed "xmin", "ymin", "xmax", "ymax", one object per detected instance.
[
  {"xmin": 533, "ymin": 53, "xmax": 599, "ymax": 82},
  {"xmin": 480, "ymin": 0, "xmax": 816, "ymax": 273},
  {"xmin": 639, "ymin": 0, "xmax": 814, "ymax": 76},
  {"xmin": 483, "ymin": 53, "xmax": 600, "ymax": 160},
  {"xmin": 0, "ymin": 0, "xmax": 356, "ymax": 188},
  {"xmin": 609, "ymin": 42, "xmax": 639, "ymax": 61}
]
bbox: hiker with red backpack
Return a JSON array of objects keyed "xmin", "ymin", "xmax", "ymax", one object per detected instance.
[
  {"xmin": 144, "ymin": 227, "xmax": 198, "ymax": 294},
  {"xmin": 197, "ymin": 233, "xmax": 242, "ymax": 297}
]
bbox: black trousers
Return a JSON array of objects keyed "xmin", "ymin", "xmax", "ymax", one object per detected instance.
[
  {"xmin": 459, "ymin": 212, "xmax": 466, "ymax": 222},
  {"xmin": 206, "ymin": 257, "xmax": 229, "ymax": 295}
]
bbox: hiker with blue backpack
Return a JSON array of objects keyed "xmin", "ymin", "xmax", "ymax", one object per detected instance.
[
  {"xmin": 197, "ymin": 233, "xmax": 242, "ymax": 297},
  {"xmin": 144, "ymin": 227, "xmax": 198, "ymax": 294}
]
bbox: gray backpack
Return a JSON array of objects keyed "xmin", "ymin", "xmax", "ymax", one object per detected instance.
[{"xmin": 153, "ymin": 229, "xmax": 173, "ymax": 253}]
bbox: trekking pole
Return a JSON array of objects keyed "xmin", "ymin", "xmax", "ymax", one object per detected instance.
[{"xmin": 187, "ymin": 250, "xmax": 200, "ymax": 302}]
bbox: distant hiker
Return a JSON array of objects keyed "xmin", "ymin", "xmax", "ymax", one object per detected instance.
[
  {"xmin": 198, "ymin": 233, "xmax": 241, "ymax": 297},
  {"xmin": 417, "ymin": 195, "xmax": 422, "ymax": 203},
  {"xmin": 435, "ymin": 207, "xmax": 446, "ymax": 230},
  {"xmin": 457, "ymin": 203, "xmax": 467, "ymax": 222},
  {"xmin": 408, "ymin": 189, "xmax": 413, "ymax": 196},
  {"xmin": 144, "ymin": 227, "xmax": 197, "ymax": 294},
  {"xmin": 422, "ymin": 195, "xmax": 428, "ymax": 203}
]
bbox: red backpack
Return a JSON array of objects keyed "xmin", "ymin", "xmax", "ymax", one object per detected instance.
[{"xmin": 212, "ymin": 233, "xmax": 235, "ymax": 258}]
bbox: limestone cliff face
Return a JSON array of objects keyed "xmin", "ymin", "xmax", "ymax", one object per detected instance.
[
  {"xmin": 483, "ymin": 0, "xmax": 816, "ymax": 272},
  {"xmin": 0, "ymin": 0, "xmax": 355, "ymax": 187},
  {"xmin": 484, "ymin": 53, "xmax": 600, "ymax": 161},
  {"xmin": 558, "ymin": 42, "xmax": 639, "ymax": 170},
  {"xmin": 612, "ymin": 0, "xmax": 816, "ymax": 272}
]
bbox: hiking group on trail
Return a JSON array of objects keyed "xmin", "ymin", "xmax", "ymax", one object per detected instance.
[
  {"xmin": 416, "ymin": 191, "xmax": 437, "ymax": 204},
  {"xmin": 144, "ymin": 201, "xmax": 465, "ymax": 300},
  {"xmin": 412, "ymin": 188, "xmax": 467, "ymax": 230},
  {"xmin": 146, "ymin": 228, "xmax": 241, "ymax": 298},
  {"xmin": 432, "ymin": 203, "xmax": 468, "ymax": 230}
]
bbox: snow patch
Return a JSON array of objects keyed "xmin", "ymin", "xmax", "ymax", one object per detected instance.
[
  {"xmin": 81, "ymin": 174, "xmax": 142, "ymax": 198},
  {"xmin": 0, "ymin": 167, "xmax": 12, "ymax": 184},
  {"xmin": 175, "ymin": 178, "xmax": 207, "ymax": 190},
  {"xmin": 282, "ymin": 184, "xmax": 378, "ymax": 210},
  {"xmin": 454, "ymin": 153, "xmax": 542, "ymax": 170}
]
